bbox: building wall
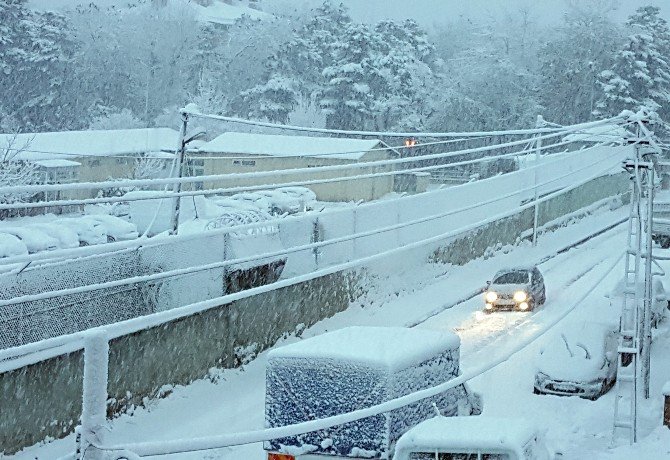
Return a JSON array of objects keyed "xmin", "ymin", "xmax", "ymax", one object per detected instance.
[{"xmin": 192, "ymin": 149, "xmax": 395, "ymax": 202}]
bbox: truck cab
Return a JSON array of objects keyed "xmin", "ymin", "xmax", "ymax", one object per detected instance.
[{"xmin": 394, "ymin": 416, "xmax": 554, "ymax": 460}]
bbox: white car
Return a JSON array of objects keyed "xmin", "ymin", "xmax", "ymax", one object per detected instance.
[
  {"xmin": 534, "ymin": 322, "xmax": 618, "ymax": 400},
  {"xmin": 276, "ymin": 186, "xmax": 317, "ymax": 211},
  {"xmin": 394, "ymin": 416, "xmax": 554, "ymax": 460},
  {"xmin": 0, "ymin": 227, "xmax": 59, "ymax": 253},
  {"xmin": 0, "ymin": 233, "xmax": 29, "ymax": 258},
  {"xmin": 82, "ymin": 215, "xmax": 139, "ymax": 242},
  {"xmin": 257, "ymin": 189, "xmax": 302, "ymax": 215},
  {"xmin": 56, "ymin": 218, "xmax": 108, "ymax": 246},
  {"xmin": 227, "ymin": 192, "xmax": 275, "ymax": 213},
  {"xmin": 29, "ymin": 223, "xmax": 80, "ymax": 249}
]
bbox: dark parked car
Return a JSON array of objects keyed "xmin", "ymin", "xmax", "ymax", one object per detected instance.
[{"xmin": 484, "ymin": 265, "xmax": 546, "ymax": 312}]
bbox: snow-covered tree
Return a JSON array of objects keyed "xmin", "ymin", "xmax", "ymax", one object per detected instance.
[
  {"xmin": 595, "ymin": 6, "xmax": 670, "ymax": 122},
  {"xmin": 0, "ymin": 1, "xmax": 76, "ymax": 131},
  {"xmin": 538, "ymin": 4, "xmax": 622, "ymax": 124},
  {"xmin": 230, "ymin": 75, "xmax": 300, "ymax": 123},
  {"xmin": 0, "ymin": 134, "xmax": 39, "ymax": 214},
  {"xmin": 88, "ymin": 108, "xmax": 145, "ymax": 130}
]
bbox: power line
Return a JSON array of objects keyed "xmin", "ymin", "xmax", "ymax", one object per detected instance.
[
  {"xmin": 183, "ymin": 109, "xmax": 625, "ymax": 138},
  {"xmin": 0, "ymin": 153, "xmax": 618, "ymax": 308},
  {"xmin": 0, "ymin": 121, "xmax": 631, "ymax": 206},
  {"xmin": 95, "ymin": 252, "xmax": 623, "ymax": 456}
]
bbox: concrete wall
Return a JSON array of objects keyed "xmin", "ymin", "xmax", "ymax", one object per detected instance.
[{"xmin": 0, "ymin": 171, "xmax": 629, "ymax": 454}]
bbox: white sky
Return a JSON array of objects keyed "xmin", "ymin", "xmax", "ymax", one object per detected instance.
[
  {"xmin": 342, "ymin": 0, "xmax": 669, "ymax": 27},
  {"xmin": 30, "ymin": 0, "xmax": 670, "ymax": 26}
]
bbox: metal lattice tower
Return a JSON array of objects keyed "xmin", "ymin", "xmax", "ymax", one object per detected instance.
[{"xmin": 612, "ymin": 122, "xmax": 656, "ymax": 444}]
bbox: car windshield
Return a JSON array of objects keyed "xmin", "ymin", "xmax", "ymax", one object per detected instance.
[{"xmin": 493, "ymin": 271, "xmax": 530, "ymax": 284}]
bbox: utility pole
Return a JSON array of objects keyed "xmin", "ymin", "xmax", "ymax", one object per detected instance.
[
  {"xmin": 532, "ymin": 115, "xmax": 544, "ymax": 247},
  {"xmin": 612, "ymin": 115, "xmax": 656, "ymax": 444},
  {"xmin": 170, "ymin": 110, "xmax": 189, "ymax": 235}
]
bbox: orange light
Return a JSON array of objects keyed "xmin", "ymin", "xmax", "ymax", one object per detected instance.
[
  {"xmin": 268, "ymin": 453, "xmax": 295, "ymax": 460},
  {"xmin": 404, "ymin": 138, "xmax": 417, "ymax": 147}
]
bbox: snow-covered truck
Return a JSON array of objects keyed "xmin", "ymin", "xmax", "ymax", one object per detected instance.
[{"xmin": 264, "ymin": 326, "xmax": 482, "ymax": 460}]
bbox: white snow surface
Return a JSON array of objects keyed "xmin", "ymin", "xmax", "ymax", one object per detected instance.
[
  {"xmin": 9, "ymin": 205, "xmax": 670, "ymax": 460},
  {"xmin": 197, "ymin": 132, "xmax": 386, "ymax": 160},
  {"xmin": 535, "ymin": 322, "xmax": 616, "ymax": 383},
  {"xmin": 0, "ymin": 128, "xmax": 179, "ymax": 161},
  {"xmin": 268, "ymin": 326, "xmax": 460, "ymax": 372},
  {"xmin": 394, "ymin": 416, "xmax": 535, "ymax": 455}
]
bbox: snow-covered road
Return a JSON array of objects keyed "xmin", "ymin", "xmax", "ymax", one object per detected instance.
[{"xmin": 10, "ymin": 205, "xmax": 670, "ymax": 459}]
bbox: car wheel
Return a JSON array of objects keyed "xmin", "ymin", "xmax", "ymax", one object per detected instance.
[
  {"xmin": 662, "ymin": 237, "xmax": 670, "ymax": 249},
  {"xmin": 533, "ymin": 387, "xmax": 541, "ymax": 395},
  {"xmin": 79, "ymin": 241, "xmax": 89, "ymax": 247},
  {"xmin": 107, "ymin": 236, "xmax": 116, "ymax": 243}
]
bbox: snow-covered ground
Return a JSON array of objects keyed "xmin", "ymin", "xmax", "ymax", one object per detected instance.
[{"xmin": 9, "ymin": 205, "xmax": 670, "ymax": 459}]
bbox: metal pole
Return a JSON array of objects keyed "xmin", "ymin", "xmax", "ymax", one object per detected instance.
[
  {"xmin": 170, "ymin": 111, "xmax": 189, "ymax": 235},
  {"xmin": 532, "ymin": 115, "xmax": 544, "ymax": 246},
  {"xmin": 642, "ymin": 161, "xmax": 654, "ymax": 399}
]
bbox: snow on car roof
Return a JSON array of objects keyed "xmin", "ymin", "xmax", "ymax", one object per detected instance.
[
  {"xmin": 197, "ymin": 132, "xmax": 385, "ymax": 160},
  {"xmin": 395, "ymin": 416, "xmax": 536, "ymax": 455},
  {"xmin": 268, "ymin": 326, "xmax": 460, "ymax": 372},
  {"xmin": 536, "ymin": 321, "xmax": 617, "ymax": 382}
]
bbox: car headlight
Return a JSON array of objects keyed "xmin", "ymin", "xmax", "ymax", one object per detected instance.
[
  {"xmin": 518, "ymin": 301, "xmax": 529, "ymax": 311},
  {"xmin": 513, "ymin": 290, "xmax": 528, "ymax": 302},
  {"xmin": 485, "ymin": 291, "xmax": 498, "ymax": 302}
]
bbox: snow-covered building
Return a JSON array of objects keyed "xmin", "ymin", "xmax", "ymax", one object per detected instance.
[
  {"xmin": 192, "ymin": 132, "xmax": 399, "ymax": 202},
  {"xmin": 0, "ymin": 128, "xmax": 178, "ymax": 198}
]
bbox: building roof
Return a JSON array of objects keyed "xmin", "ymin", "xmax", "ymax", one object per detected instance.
[
  {"xmin": 267, "ymin": 326, "xmax": 460, "ymax": 372},
  {"xmin": 33, "ymin": 159, "xmax": 81, "ymax": 168},
  {"xmin": 198, "ymin": 132, "xmax": 388, "ymax": 161},
  {"xmin": 0, "ymin": 128, "xmax": 180, "ymax": 162}
]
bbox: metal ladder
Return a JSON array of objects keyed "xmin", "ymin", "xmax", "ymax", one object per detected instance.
[{"xmin": 612, "ymin": 162, "xmax": 643, "ymax": 444}]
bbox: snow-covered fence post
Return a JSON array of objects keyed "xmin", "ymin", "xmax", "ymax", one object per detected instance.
[
  {"xmin": 664, "ymin": 382, "xmax": 670, "ymax": 428},
  {"xmin": 77, "ymin": 331, "xmax": 109, "ymax": 460}
]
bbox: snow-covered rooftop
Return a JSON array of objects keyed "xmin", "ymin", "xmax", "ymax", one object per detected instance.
[
  {"xmin": 32, "ymin": 159, "xmax": 82, "ymax": 168},
  {"xmin": 268, "ymin": 326, "xmax": 460, "ymax": 371},
  {"xmin": 192, "ymin": 0, "xmax": 270, "ymax": 26},
  {"xmin": 198, "ymin": 132, "xmax": 385, "ymax": 161},
  {"xmin": 0, "ymin": 128, "xmax": 179, "ymax": 162},
  {"xmin": 395, "ymin": 416, "xmax": 536, "ymax": 455}
]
